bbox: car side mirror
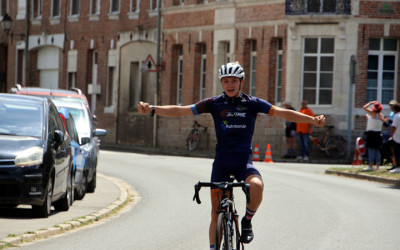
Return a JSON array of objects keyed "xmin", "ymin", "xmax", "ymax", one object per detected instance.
[
  {"xmin": 94, "ymin": 128, "xmax": 107, "ymax": 137},
  {"xmin": 80, "ymin": 137, "xmax": 90, "ymax": 145},
  {"xmin": 54, "ymin": 130, "xmax": 64, "ymax": 148}
]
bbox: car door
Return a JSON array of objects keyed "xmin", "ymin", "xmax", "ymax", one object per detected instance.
[{"xmin": 48, "ymin": 103, "xmax": 70, "ymax": 197}]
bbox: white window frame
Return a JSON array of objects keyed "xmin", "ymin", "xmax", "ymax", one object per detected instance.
[
  {"xmin": 177, "ymin": 47, "xmax": 183, "ymax": 105},
  {"xmin": 200, "ymin": 44, "xmax": 207, "ymax": 100},
  {"xmin": 51, "ymin": 0, "xmax": 60, "ymax": 18},
  {"xmin": 249, "ymin": 40, "xmax": 257, "ymax": 96},
  {"xmin": 32, "ymin": 0, "xmax": 42, "ymax": 19},
  {"xmin": 90, "ymin": 0, "xmax": 100, "ymax": 15},
  {"xmin": 302, "ymin": 37, "xmax": 335, "ymax": 105},
  {"xmin": 367, "ymin": 38, "xmax": 398, "ymax": 104},
  {"xmin": 70, "ymin": 0, "xmax": 80, "ymax": 17},
  {"xmin": 275, "ymin": 39, "xmax": 283, "ymax": 104},
  {"xmin": 110, "ymin": 0, "xmax": 120, "ymax": 14},
  {"xmin": 130, "ymin": 0, "xmax": 140, "ymax": 13}
]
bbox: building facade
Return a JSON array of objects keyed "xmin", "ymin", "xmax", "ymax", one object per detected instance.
[{"xmin": 1, "ymin": 0, "xmax": 399, "ymax": 160}]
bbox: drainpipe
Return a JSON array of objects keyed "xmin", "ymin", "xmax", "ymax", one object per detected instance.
[
  {"xmin": 153, "ymin": 0, "xmax": 161, "ymax": 147},
  {"xmin": 347, "ymin": 55, "xmax": 357, "ymax": 160},
  {"xmin": 24, "ymin": 0, "xmax": 30, "ymax": 85}
]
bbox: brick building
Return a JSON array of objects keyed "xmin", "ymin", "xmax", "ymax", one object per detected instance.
[{"xmin": 1, "ymin": 0, "xmax": 399, "ymax": 161}]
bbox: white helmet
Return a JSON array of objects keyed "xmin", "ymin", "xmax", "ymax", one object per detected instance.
[{"xmin": 218, "ymin": 62, "xmax": 245, "ymax": 80}]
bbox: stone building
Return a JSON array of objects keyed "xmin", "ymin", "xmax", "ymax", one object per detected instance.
[{"xmin": 1, "ymin": 0, "xmax": 399, "ymax": 161}]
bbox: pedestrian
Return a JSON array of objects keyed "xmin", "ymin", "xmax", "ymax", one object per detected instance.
[
  {"xmin": 363, "ymin": 101, "xmax": 385, "ymax": 171},
  {"xmin": 389, "ymin": 103, "xmax": 400, "ymax": 173},
  {"xmin": 296, "ymin": 100, "xmax": 315, "ymax": 162},
  {"xmin": 137, "ymin": 62, "xmax": 326, "ymax": 249},
  {"xmin": 384, "ymin": 100, "xmax": 397, "ymax": 170},
  {"xmin": 282, "ymin": 101, "xmax": 297, "ymax": 159}
]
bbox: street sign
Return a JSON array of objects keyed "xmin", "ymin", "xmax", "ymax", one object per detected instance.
[
  {"xmin": 143, "ymin": 54, "xmax": 159, "ymax": 72},
  {"xmin": 356, "ymin": 137, "xmax": 365, "ymax": 155}
]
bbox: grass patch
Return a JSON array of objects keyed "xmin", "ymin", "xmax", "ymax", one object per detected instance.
[{"xmin": 329, "ymin": 166, "xmax": 400, "ymax": 180}]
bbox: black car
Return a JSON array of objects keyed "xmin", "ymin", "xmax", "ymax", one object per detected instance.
[
  {"xmin": 52, "ymin": 100, "xmax": 106, "ymax": 199},
  {"xmin": 0, "ymin": 94, "xmax": 73, "ymax": 218}
]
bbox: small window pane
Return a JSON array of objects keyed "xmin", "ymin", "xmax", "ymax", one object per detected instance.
[
  {"xmin": 322, "ymin": 0, "xmax": 336, "ymax": 13},
  {"xmin": 320, "ymin": 57, "xmax": 333, "ymax": 71},
  {"xmin": 320, "ymin": 73, "xmax": 333, "ymax": 88},
  {"xmin": 278, "ymin": 55, "xmax": 282, "ymax": 68},
  {"xmin": 367, "ymin": 90, "xmax": 377, "ymax": 102},
  {"xmin": 303, "ymin": 73, "xmax": 316, "ymax": 87},
  {"xmin": 319, "ymin": 90, "xmax": 332, "ymax": 104},
  {"xmin": 382, "ymin": 90, "xmax": 394, "ymax": 104},
  {"xmin": 304, "ymin": 57, "xmax": 317, "ymax": 71},
  {"xmin": 321, "ymin": 38, "xmax": 334, "ymax": 53},
  {"xmin": 383, "ymin": 39, "xmax": 397, "ymax": 51},
  {"xmin": 383, "ymin": 56, "xmax": 395, "ymax": 71},
  {"xmin": 369, "ymin": 39, "xmax": 380, "ymax": 50},
  {"xmin": 367, "ymin": 72, "xmax": 378, "ymax": 88},
  {"xmin": 307, "ymin": 0, "xmax": 320, "ymax": 13},
  {"xmin": 303, "ymin": 89, "xmax": 316, "ymax": 104},
  {"xmin": 367, "ymin": 55, "xmax": 378, "ymax": 70},
  {"xmin": 305, "ymin": 38, "xmax": 318, "ymax": 53},
  {"xmin": 382, "ymin": 73, "xmax": 394, "ymax": 88}
]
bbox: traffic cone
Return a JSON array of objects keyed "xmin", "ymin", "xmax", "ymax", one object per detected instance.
[
  {"xmin": 351, "ymin": 150, "xmax": 362, "ymax": 165},
  {"xmin": 263, "ymin": 144, "xmax": 274, "ymax": 163},
  {"xmin": 253, "ymin": 144, "xmax": 260, "ymax": 161}
]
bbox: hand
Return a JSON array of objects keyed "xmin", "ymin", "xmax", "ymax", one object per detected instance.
[
  {"xmin": 137, "ymin": 101, "xmax": 151, "ymax": 115},
  {"xmin": 314, "ymin": 115, "xmax": 326, "ymax": 127}
]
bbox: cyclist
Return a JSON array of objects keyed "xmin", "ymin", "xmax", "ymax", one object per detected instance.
[{"xmin": 137, "ymin": 62, "xmax": 326, "ymax": 249}]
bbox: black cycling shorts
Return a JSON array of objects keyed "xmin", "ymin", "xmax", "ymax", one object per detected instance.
[{"xmin": 211, "ymin": 151, "xmax": 261, "ymax": 183}]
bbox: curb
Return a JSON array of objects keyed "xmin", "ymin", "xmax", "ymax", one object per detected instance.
[
  {"xmin": 0, "ymin": 173, "xmax": 135, "ymax": 249},
  {"xmin": 325, "ymin": 170, "xmax": 400, "ymax": 186}
]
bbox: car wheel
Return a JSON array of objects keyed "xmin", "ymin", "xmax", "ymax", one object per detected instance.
[
  {"xmin": 32, "ymin": 176, "xmax": 53, "ymax": 218},
  {"xmin": 87, "ymin": 169, "xmax": 96, "ymax": 193},
  {"xmin": 74, "ymin": 173, "xmax": 87, "ymax": 200},
  {"xmin": 53, "ymin": 168, "xmax": 72, "ymax": 211}
]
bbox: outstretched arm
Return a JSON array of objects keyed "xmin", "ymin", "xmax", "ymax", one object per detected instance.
[
  {"xmin": 137, "ymin": 101, "xmax": 193, "ymax": 117},
  {"xmin": 273, "ymin": 106, "xmax": 326, "ymax": 127}
]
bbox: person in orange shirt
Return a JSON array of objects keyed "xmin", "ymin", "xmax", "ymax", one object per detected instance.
[{"xmin": 296, "ymin": 100, "xmax": 315, "ymax": 161}]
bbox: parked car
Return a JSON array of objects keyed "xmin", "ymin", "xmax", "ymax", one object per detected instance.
[
  {"xmin": 0, "ymin": 94, "xmax": 73, "ymax": 218},
  {"xmin": 10, "ymin": 84, "xmax": 90, "ymax": 113},
  {"xmin": 52, "ymin": 100, "xmax": 106, "ymax": 198},
  {"xmin": 58, "ymin": 108, "xmax": 85, "ymax": 202}
]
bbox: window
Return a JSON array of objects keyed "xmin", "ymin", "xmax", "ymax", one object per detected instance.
[
  {"xmin": 52, "ymin": 0, "xmax": 60, "ymax": 17},
  {"xmin": 307, "ymin": 0, "xmax": 336, "ymax": 13},
  {"xmin": 110, "ymin": 0, "xmax": 120, "ymax": 13},
  {"xmin": 173, "ymin": 0, "xmax": 184, "ymax": 6},
  {"xmin": 67, "ymin": 72, "xmax": 76, "ymax": 89},
  {"xmin": 286, "ymin": 0, "xmax": 351, "ymax": 15},
  {"xmin": 106, "ymin": 67, "xmax": 115, "ymax": 107},
  {"xmin": 276, "ymin": 39, "xmax": 283, "ymax": 103},
  {"xmin": 32, "ymin": 0, "xmax": 42, "ymax": 19},
  {"xmin": 90, "ymin": 0, "xmax": 100, "ymax": 15},
  {"xmin": 367, "ymin": 38, "xmax": 398, "ymax": 104},
  {"xmin": 130, "ymin": 0, "xmax": 139, "ymax": 12},
  {"xmin": 177, "ymin": 46, "xmax": 183, "ymax": 105},
  {"xmin": 249, "ymin": 40, "xmax": 257, "ymax": 96},
  {"xmin": 302, "ymin": 37, "xmax": 334, "ymax": 105},
  {"xmin": 150, "ymin": 0, "xmax": 157, "ymax": 10},
  {"xmin": 71, "ymin": 0, "xmax": 80, "ymax": 16},
  {"xmin": 200, "ymin": 44, "xmax": 207, "ymax": 100}
]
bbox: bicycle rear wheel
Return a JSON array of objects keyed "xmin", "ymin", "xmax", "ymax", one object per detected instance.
[
  {"xmin": 215, "ymin": 213, "xmax": 229, "ymax": 250},
  {"xmin": 325, "ymin": 136, "xmax": 347, "ymax": 159},
  {"xmin": 186, "ymin": 129, "xmax": 200, "ymax": 151}
]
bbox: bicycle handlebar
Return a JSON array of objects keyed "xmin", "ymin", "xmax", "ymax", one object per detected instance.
[{"xmin": 193, "ymin": 181, "xmax": 251, "ymax": 205}]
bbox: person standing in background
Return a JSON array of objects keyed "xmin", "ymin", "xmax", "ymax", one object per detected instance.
[
  {"xmin": 296, "ymin": 100, "xmax": 315, "ymax": 162},
  {"xmin": 282, "ymin": 101, "xmax": 297, "ymax": 159},
  {"xmin": 363, "ymin": 101, "xmax": 385, "ymax": 171},
  {"xmin": 389, "ymin": 103, "xmax": 400, "ymax": 173}
]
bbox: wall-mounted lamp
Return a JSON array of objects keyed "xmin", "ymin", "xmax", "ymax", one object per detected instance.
[{"xmin": 1, "ymin": 13, "xmax": 12, "ymax": 34}]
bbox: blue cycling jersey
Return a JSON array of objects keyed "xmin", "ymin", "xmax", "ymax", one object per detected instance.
[{"xmin": 191, "ymin": 93, "xmax": 275, "ymax": 153}]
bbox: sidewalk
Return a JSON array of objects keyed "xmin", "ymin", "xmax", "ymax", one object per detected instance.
[{"xmin": 0, "ymin": 174, "xmax": 134, "ymax": 249}]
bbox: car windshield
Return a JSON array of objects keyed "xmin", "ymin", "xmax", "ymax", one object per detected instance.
[
  {"xmin": 0, "ymin": 98, "xmax": 43, "ymax": 138},
  {"xmin": 67, "ymin": 107, "xmax": 91, "ymax": 141}
]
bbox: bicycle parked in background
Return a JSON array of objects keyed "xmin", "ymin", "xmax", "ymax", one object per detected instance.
[
  {"xmin": 186, "ymin": 120, "xmax": 207, "ymax": 151},
  {"xmin": 193, "ymin": 178, "xmax": 250, "ymax": 250},
  {"xmin": 309, "ymin": 125, "xmax": 347, "ymax": 159}
]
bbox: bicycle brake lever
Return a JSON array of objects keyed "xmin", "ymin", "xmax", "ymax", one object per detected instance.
[
  {"xmin": 193, "ymin": 183, "xmax": 201, "ymax": 204},
  {"xmin": 243, "ymin": 183, "xmax": 251, "ymax": 204}
]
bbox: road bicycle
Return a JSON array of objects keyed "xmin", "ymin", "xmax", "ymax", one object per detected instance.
[
  {"xmin": 186, "ymin": 120, "xmax": 207, "ymax": 151},
  {"xmin": 193, "ymin": 178, "xmax": 250, "ymax": 250},
  {"xmin": 309, "ymin": 125, "xmax": 347, "ymax": 159}
]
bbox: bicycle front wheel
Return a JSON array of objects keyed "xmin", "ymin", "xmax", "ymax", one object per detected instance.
[
  {"xmin": 215, "ymin": 213, "xmax": 229, "ymax": 250},
  {"xmin": 187, "ymin": 129, "xmax": 200, "ymax": 151},
  {"xmin": 325, "ymin": 136, "xmax": 347, "ymax": 159}
]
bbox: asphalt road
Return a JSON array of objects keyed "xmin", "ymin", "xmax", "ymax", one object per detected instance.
[{"xmin": 17, "ymin": 151, "xmax": 400, "ymax": 249}]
